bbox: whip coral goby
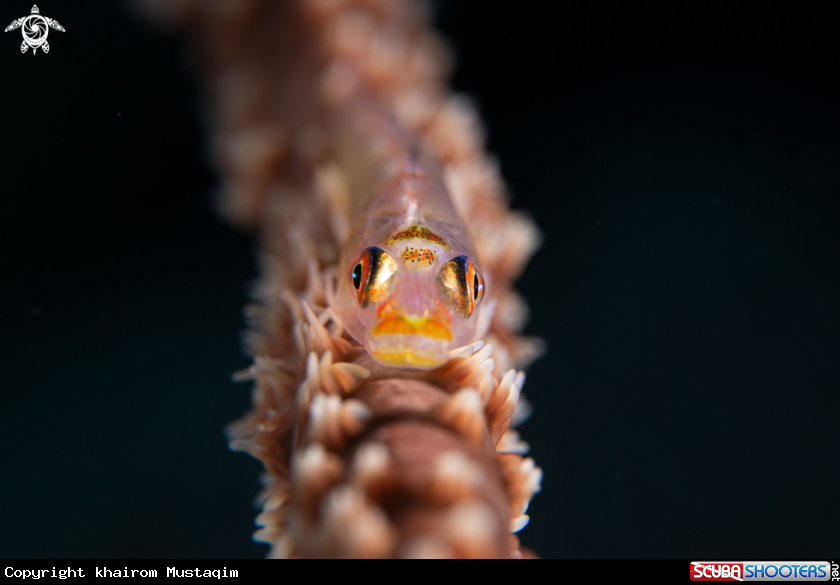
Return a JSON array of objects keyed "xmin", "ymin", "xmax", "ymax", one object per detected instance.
[{"xmin": 136, "ymin": 0, "xmax": 545, "ymax": 558}]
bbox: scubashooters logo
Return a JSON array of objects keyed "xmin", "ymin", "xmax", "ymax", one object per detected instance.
[
  {"xmin": 691, "ymin": 561, "xmax": 834, "ymax": 582},
  {"xmin": 5, "ymin": 5, "xmax": 65, "ymax": 54}
]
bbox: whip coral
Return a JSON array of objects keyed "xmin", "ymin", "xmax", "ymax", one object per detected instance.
[{"xmin": 137, "ymin": 0, "xmax": 543, "ymax": 558}]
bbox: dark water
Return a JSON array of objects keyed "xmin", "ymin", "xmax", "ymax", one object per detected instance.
[{"xmin": 1, "ymin": 2, "xmax": 838, "ymax": 558}]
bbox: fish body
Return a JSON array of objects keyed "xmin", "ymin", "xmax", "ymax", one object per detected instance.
[{"xmin": 333, "ymin": 117, "xmax": 484, "ymax": 368}]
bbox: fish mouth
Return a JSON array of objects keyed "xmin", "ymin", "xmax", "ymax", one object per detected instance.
[{"xmin": 367, "ymin": 314, "xmax": 453, "ymax": 369}]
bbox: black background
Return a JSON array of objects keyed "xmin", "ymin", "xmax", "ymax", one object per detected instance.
[{"xmin": 2, "ymin": 1, "xmax": 838, "ymax": 559}]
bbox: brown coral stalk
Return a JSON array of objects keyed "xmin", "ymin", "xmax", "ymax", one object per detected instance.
[{"xmin": 136, "ymin": 0, "xmax": 543, "ymax": 558}]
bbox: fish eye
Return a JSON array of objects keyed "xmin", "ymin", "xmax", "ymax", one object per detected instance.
[
  {"xmin": 437, "ymin": 255, "xmax": 484, "ymax": 317},
  {"xmin": 350, "ymin": 247, "xmax": 398, "ymax": 307},
  {"xmin": 473, "ymin": 272, "xmax": 484, "ymax": 303}
]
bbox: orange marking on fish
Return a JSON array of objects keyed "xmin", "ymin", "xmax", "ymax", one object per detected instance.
[
  {"xmin": 388, "ymin": 225, "xmax": 449, "ymax": 249},
  {"xmin": 401, "ymin": 247, "xmax": 437, "ymax": 266},
  {"xmin": 370, "ymin": 315, "xmax": 453, "ymax": 341}
]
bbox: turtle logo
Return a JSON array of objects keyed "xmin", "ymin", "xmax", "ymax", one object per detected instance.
[{"xmin": 5, "ymin": 5, "xmax": 65, "ymax": 55}]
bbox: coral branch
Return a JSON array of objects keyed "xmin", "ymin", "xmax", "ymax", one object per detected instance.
[{"xmin": 135, "ymin": 0, "xmax": 543, "ymax": 558}]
